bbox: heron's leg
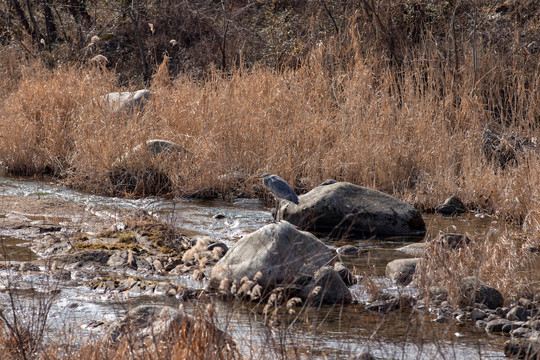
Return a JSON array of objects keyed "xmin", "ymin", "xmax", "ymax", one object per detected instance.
[{"xmin": 273, "ymin": 199, "xmax": 279, "ymax": 222}]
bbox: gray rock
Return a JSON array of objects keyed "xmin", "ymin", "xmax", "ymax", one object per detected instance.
[
  {"xmin": 365, "ymin": 295, "xmax": 415, "ymax": 313},
  {"xmin": 502, "ymin": 322, "xmax": 525, "ymax": 334},
  {"xmin": 486, "ymin": 318, "xmax": 513, "ymax": 333},
  {"xmin": 497, "ymin": 307, "xmax": 510, "ymax": 317},
  {"xmin": 508, "ymin": 306, "xmax": 530, "ymax": 321},
  {"xmin": 396, "ymin": 242, "xmax": 427, "ymax": 256},
  {"xmin": 106, "ymin": 250, "xmax": 136, "ymax": 269},
  {"xmin": 470, "ymin": 308, "xmax": 487, "ymax": 321},
  {"xmin": 105, "ymin": 305, "xmax": 184, "ymax": 344},
  {"xmin": 526, "ymin": 320, "xmax": 540, "ymax": 331},
  {"xmin": 459, "ymin": 276, "xmax": 504, "ymax": 310},
  {"xmin": 385, "ymin": 258, "xmax": 420, "ymax": 286},
  {"xmin": 437, "ymin": 195, "xmax": 465, "ymax": 215},
  {"xmin": 438, "ymin": 233, "xmax": 471, "ymax": 249},
  {"xmin": 302, "ymin": 266, "xmax": 352, "ymax": 305},
  {"xmin": 337, "ymin": 245, "xmax": 362, "ymax": 255},
  {"xmin": 280, "ymin": 182, "xmax": 426, "ymax": 238},
  {"xmin": 334, "ymin": 262, "xmax": 357, "ymax": 286},
  {"xmin": 57, "ymin": 250, "xmax": 110, "ymax": 267},
  {"xmin": 103, "ymin": 89, "xmax": 151, "ymax": 113},
  {"xmin": 209, "ymin": 221, "xmax": 333, "ymax": 295},
  {"xmin": 32, "ymin": 220, "xmax": 62, "ymax": 233},
  {"xmin": 208, "ymin": 241, "xmax": 229, "ymax": 254},
  {"xmin": 511, "ymin": 327, "xmax": 540, "ymax": 339}
]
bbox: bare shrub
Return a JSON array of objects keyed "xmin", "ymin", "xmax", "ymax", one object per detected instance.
[{"xmin": 0, "ymin": 277, "xmax": 59, "ymax": 360}]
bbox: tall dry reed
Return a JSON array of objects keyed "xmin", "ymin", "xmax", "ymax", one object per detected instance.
[{"xmin": 0, "ymin": 33, "xmax": 538, "ymax": 222}]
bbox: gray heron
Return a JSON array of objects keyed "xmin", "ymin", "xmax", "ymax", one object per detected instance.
[{"xmin": 252, "ymin": 174, "xmax": 299, "ymax": 221}]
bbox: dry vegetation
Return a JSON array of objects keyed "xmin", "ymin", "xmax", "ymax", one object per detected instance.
[
  {"xmin": 0, "ymin": 1, "xmax": 539, "ymax": 356},
  {"xmin": 0, "ymin": 304, "xmax": 241, "ymax": 360},
  {"xmin": 1, "ymin": 18, "xmax": 538, "ymax": 221},
  {"xmin": 415, "ymin": 231, "xmax": 539, "ymax": 306}
]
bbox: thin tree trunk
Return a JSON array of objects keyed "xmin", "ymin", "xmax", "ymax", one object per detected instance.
[
  {"xmin": 43, "ymin": 0, "xmax": 58, "ymax": 45},
  {"xmin": 10, "ymin": 0, "xmax": 41, "ymax": 43}
]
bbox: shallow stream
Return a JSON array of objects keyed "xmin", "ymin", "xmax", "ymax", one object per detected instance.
[{"xmin": 0, "ymin": 176, "xmax": 530, "ymax": 359}]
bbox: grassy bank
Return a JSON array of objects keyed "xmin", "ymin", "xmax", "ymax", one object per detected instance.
[{"xmin": 0, "ymin": 36, "xmax": 538, "ymax": 224}]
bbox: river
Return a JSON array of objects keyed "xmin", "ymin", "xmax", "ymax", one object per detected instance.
[{"xmin": 0, "ymin": 176, "xmax": 522, "ymax": 359}]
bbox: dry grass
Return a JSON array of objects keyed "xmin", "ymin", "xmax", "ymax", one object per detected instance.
[
  {"xmin": 0, "ymin": 26, "xmax": 538, "ymax": 221},
  {"xmin": 0, "ymin": 306, "xmax": 240, "ymax": 360},
  {"xmin": 414, "ymin": 230, "xmax": 539, "ymax": 306}
]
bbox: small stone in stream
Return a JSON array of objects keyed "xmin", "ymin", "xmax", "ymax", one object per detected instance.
[
  {"xmin": 502, "ymin": 322, "xmax": 524, "ymax": 334},
  {"xmin": 507, "ymin": 305, "xmax": 530, "ymax": 321},
  {"xmin": 470, "ymin": 308, "xmax": 487, "ymax": 321},
  {"xmin": 20, "ymin": 262, "xmax": 40, "ymax": 272},
  {"xmin": 337, "ymin": 245, "xmax": 362, "ymax": 255},
  {"xmin": 486, "ymin": 318, "xmax": 513, "ymax": 333},
  {"xmin": 350, "ymin": 351, "xmax": 375, "ymax": 360}
]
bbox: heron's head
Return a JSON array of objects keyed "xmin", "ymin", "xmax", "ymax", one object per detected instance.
[{"xmin": 252, "ymin": 173, "xmax": 271, "ymax": 180}]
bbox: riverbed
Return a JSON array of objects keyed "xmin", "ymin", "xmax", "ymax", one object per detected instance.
[{"xmin": 0, "ymin": 176, "xmax": 528, "ymax": 359}]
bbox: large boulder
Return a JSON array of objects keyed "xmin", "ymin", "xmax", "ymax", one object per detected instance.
[
  {"xmin": 103, "ymin": 89, "xmax": 151, "ymax": 113},
  {"xmin": 280, "ymin": 181, "xmax": 426, "ymax": 238},
  {"xmin": 209, "ymin": 221, "xmax": 333, "ymax": 295}
]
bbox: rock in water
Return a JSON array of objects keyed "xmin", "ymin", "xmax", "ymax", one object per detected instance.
[
  {"xmin": 209, "ymin": 221, "xmax": 333, "ymax": 295},
  {"xmin": 437, "ymin": 195, "xmax": 466, "ymax": 215},
  {"xmin": 459, "ymin": 276, "xmax": 504, "ymax": 310},
  {"xmin": 280, "ymin": 181, "xmax": 426, "ymax": 238},
  {"xmin": 301, "ymin": 266, "xmax": 352, "ymax": 305},
  {"xmin": 386, "ymin": 258, "xmax": 420, "ymax": 286}
]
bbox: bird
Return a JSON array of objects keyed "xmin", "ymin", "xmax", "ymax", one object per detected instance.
[{"xmin": 252, "ymin": 174, "xmax": 299, "ymax": 221}]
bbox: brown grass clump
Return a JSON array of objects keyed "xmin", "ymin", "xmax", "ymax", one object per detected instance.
[
  {"xmin": 414, "ymin": 231, "xmax": 539, "ymax": 306},
  {"xmin": 0, "ymin": 306, "xmax": 240, "ymax": 360}
]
